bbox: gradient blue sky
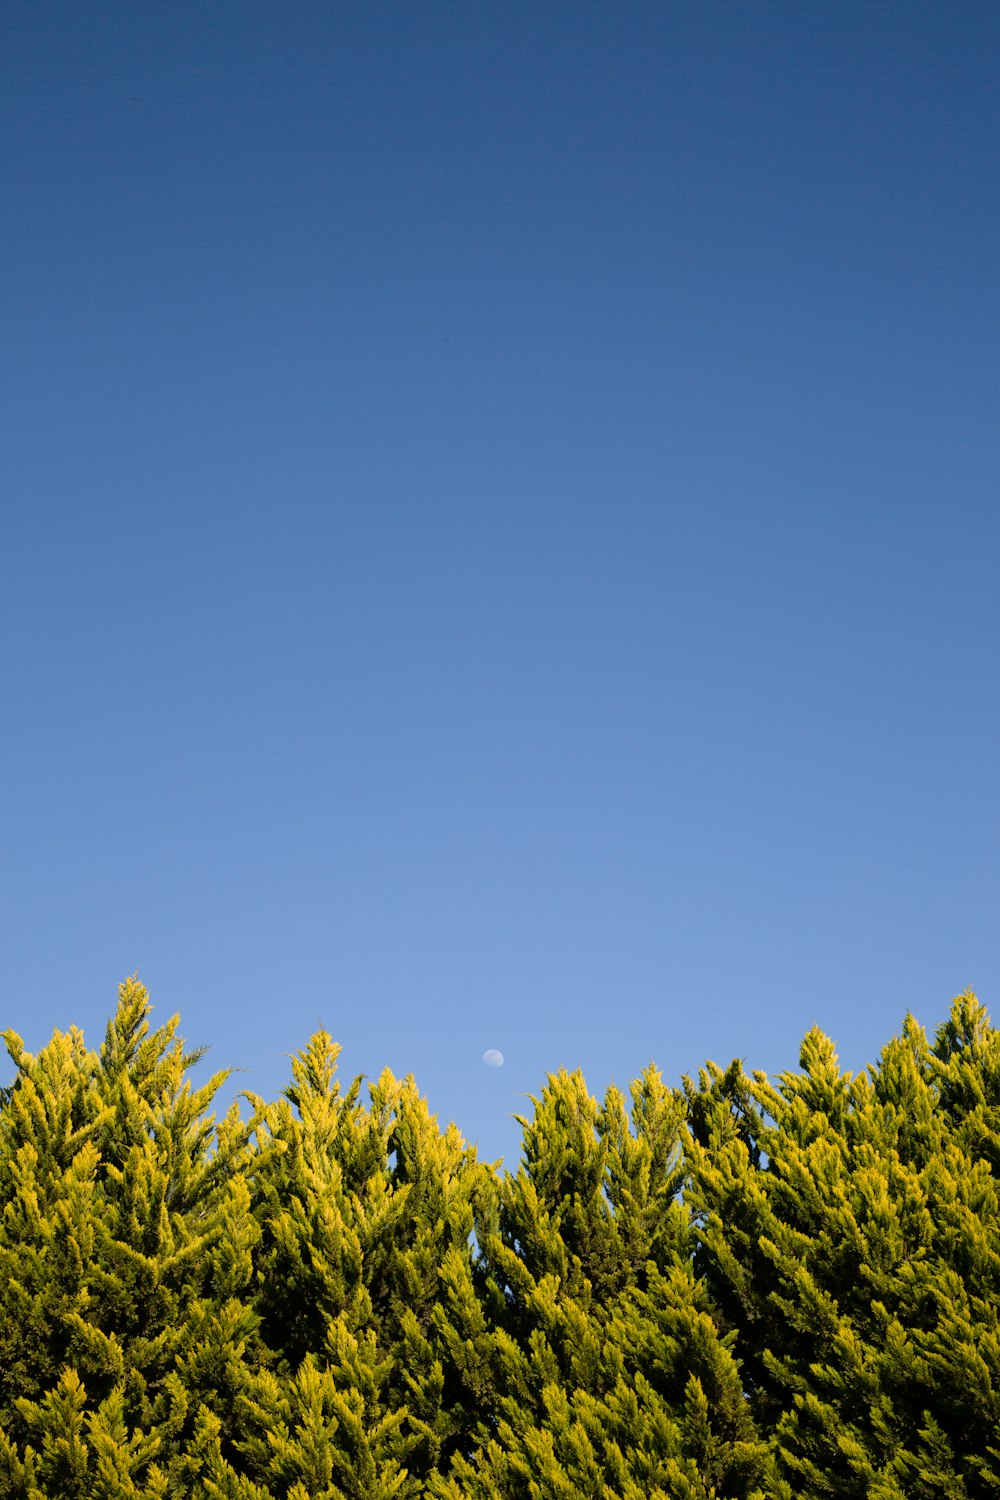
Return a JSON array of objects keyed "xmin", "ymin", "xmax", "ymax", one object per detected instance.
[{"xmin": 3, "ymin": 1, "xmax": 998, "ymax": 1165}]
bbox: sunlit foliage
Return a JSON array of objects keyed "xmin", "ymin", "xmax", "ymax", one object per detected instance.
[{"xmin": 1, "ymin": 978, "xmax": 996, "ymax": 1497}]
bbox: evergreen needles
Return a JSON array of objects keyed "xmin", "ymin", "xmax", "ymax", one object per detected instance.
[{"xmin": 1, "ymin": 978, "xmax": 997, "ymax": 1498}]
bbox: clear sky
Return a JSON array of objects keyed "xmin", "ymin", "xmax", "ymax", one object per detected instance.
[{"xmin": 3, "ymin": 1, "xmax": 998, "ymax": 1165}]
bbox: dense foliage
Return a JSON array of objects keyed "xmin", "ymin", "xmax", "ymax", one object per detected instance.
[{"xmin": 1, "ymin": 978, "xmax": 997, "ymax": 1498}]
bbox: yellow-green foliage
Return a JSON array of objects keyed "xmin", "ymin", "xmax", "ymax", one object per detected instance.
[
  {"xmin": 0, "ymin": 979, "xmax": 998, "ymax": 1498},
  {"xmin": 685, "ymin": 993, "xmax": 1000, "ymax": 1499}
]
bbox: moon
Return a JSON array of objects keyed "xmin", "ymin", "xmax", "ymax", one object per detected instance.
[{"xmin": 482, "ymin": 1048, "xmax": 504, "ymax": 1068}]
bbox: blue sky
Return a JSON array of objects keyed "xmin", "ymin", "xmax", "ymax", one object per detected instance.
[{"xmin": 3, "ymin": 1, "xmax": 998, "ymax": 1165}]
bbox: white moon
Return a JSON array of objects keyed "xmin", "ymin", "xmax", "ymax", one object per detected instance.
[{"xmin": 482, "ymin": 1048, "xmax": 504, "ymax": 1068}]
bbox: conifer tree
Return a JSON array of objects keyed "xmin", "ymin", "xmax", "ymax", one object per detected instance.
[
  {"xmin": 0, "ymin": 978, "xmax": 259, "ymax": 1497},
  {"xmin": 686, "ymin": 992, "xmax": 1000, "ymax": 1499},
  {"xmin": 435, "ymin": 1067, "xmax": 776, "ymax": 1499},
  {"xmin": 4, "ymin": 978, "xmax": 998, "ymax": 1498},
  {"xmin": 208, "ymin": 1031, "xmax": 488, "ymax": 1495}
]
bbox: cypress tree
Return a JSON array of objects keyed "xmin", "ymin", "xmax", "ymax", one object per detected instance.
[
  {"xmin": 435, "ymin": 1067, "xmax": 776, "ymax": 1499},
  {"xmin": 202, "ymin": 1031, "xmax": 488, "ymax": 1496},
  {"xmin": 686, "ymin": 993, "xmax": 1000, "ymax": 1498},
  {"xmin": 0, "ymin": 978, "xmax": 259, "ymax": 1497},
  {"xmin": 3, "ymin": 979, "xmax": 997, "ymax": 1497}
]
